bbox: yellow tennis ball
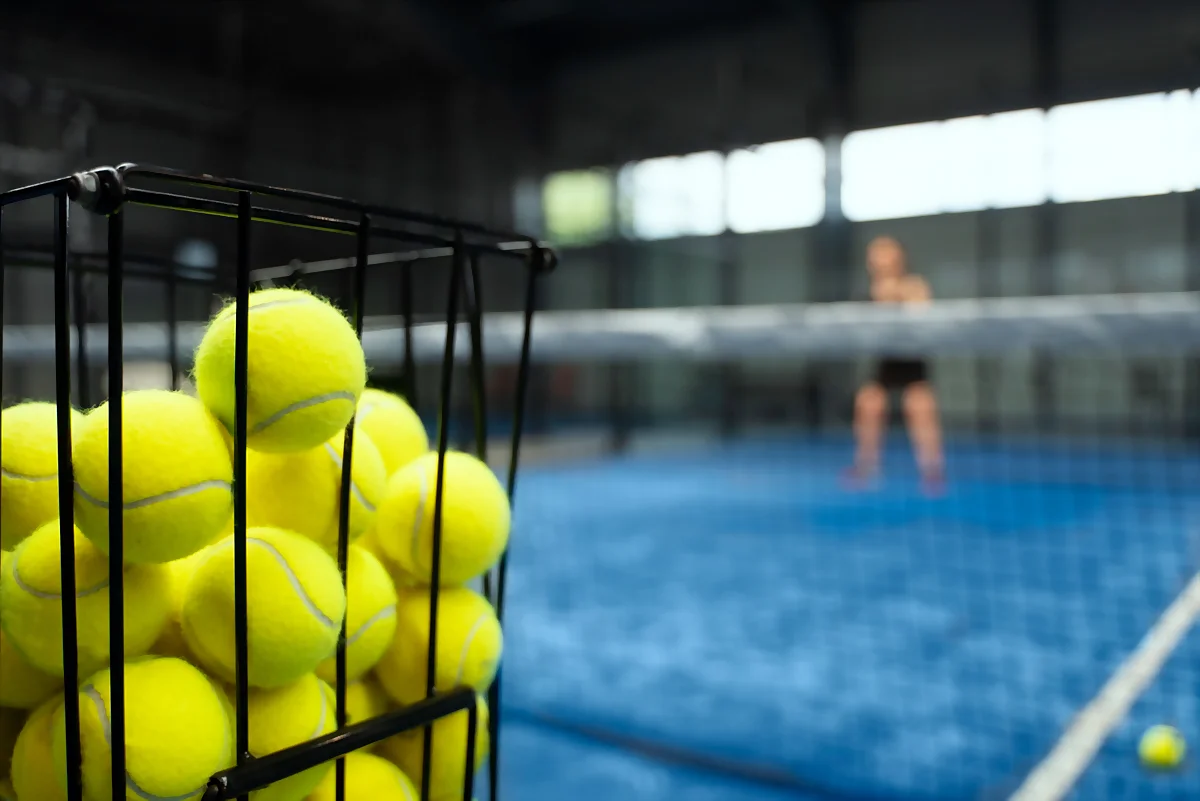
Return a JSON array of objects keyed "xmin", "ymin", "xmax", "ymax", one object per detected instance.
[
  {"xmin": 345, "ymin": 677, "xmax": 390, "ymax": 730},
  {"xmin": 182, "ymin": 527, "xmax": 347, "ymax": 688},
  {"xmin": 246, "ymin": 432, "xmax": 386, "ymax": 552},
  {"xmin": 12, "ymin": 695, "xmax": 64, "ymax": 801},
  {"xmin": 357, "ymin": 389, "xmax": 428, "ymax": 476},
  {"xmin": 0, "ymin": 628, "xmax": 61, "ymax": 711},
  {"xmin": 374, "ymin": 586, "xmax": 501, "ymax": 707},
  {"xmin": 315, "ymin": 545, "xmax": 396, "ymax": 683},
  {"xmin": 310, "ymin": 752, "xmax": 417, "ymax": 801},
  {"xmin": 236, "ymin": 673, "xmax": 335, "ymax": 801},
  {"xmin": 373, "ymin": 452, "xmax": 510, "ymax": 587},
  {"xmin": 150, "ymin": 545, "xmax": 217, "ymax": 662},
  {"xmin": 0, "ymin": 520, "xmax": 171, "ymax": 678},
  {"xmin": 194, "ymin": 288, "xmax": 366, "ymax": 454},
  {"xmin": 0, "ymin": 551, "xmax": 62, "ymax": 710},
  {"xmin": 0, "ymin": 403, "xmax": 82, "ymax": 551},
  {"xmin": 0, "ymin": 706, "xmax": 25, "ymax": 777},
  {"xmin": 1139, "ymin": 724, "xmax": 1186, "ymax": 771},
  {"xmin": 52, "ymin": 657, "xmax": 233, "ymax": 801},
  {"xmin": 359, "ymin": 525, "xmax": 420, "ymax": 591},
  {"xmin": 379, "ymin": 695, "xmax": 488, "ymax": 800},
  {"xmin": 72, "ymin": 390, "xmax": 233, "ymax": 564}
]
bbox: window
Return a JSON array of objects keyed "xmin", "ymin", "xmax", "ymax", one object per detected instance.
[
  {"xmin": 1047, "ymin": 93, "xmax": 1185, "ymax": 203},
  {"xmin": 842, "ymin": 120, "xmax": 948, "ymax": 221},
  {"xmin": 842, "ymin": 111, "xmax": 1050, "ymax": 221},
  {"xmin": 983, "ymin": 109, "xmax": 1048, "ymax": 209},
  {"xmin": 174, "ymin": 239, "xmax": 218, "ymax": 270},
  {"xmin": 726, "ymin": 138, "xmax": 825, "ymax": 233},
  {"xmin": 618, "ymin": 151, "xmax": 725, "ymax": 240},
  {"xmin": 542, "ymin": 169, "xmax": 614, "ymax": 245},
  {"xmin": 1167, "ymin": 88, "xmax": 1200, "ymax": 193}
]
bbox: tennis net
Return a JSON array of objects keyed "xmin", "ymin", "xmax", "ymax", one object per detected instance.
[{"xmin": 473, "ymin": 294, "xmax": 1200, "ymax": 801}]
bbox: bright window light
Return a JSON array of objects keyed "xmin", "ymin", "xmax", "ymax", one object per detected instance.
[
  {"xmin": 542, "ymin": 169, "xmax": 614, "ymax": 245},
  {"xmin": 726, "ymin": 138, "xmax": 825, "ymax": 232},
  {"xmin": 1166, "ymin": 88, "xmax": 1200, "ymax": 193},
  {"xmin": 619, "ymin": 151, "xmax": 725, "ymax": 240},
  {"xmin": 842, "ymin": 111, "xmax": 1049, "ymax": 221},
  {"xmin": 935, "ymin": 115, "xmax": 991, "ymax": 214},
  {"xmin": 842, "ymin": 120, "xmax": 946, "ymax": 221},
  {"xmin": 1047, "ymin": 93, "xmax": 1181, "ymax": 203},
  {"xmin": 983, "ymin": 108, "xmax": 1048, "ymax": 209}
]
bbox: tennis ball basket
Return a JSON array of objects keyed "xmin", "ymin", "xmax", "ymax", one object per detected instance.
[{"xmin": 0, "ymin": 164, "xmax": 553, "ymax": 801}]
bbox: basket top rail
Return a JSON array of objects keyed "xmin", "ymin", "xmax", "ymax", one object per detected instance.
[{"xmin": 0, "ymin": 164, "xmax": 556, "ymax": 272}]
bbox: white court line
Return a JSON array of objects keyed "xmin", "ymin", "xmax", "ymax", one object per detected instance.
[{"xmin": 1010, "ymin": 570, "xmax": 1200, "ymax": 801}]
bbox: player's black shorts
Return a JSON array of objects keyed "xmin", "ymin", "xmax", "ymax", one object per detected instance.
[{"xmin": 874, "ymin": 358, "xmax": 929, "ymax": 390}]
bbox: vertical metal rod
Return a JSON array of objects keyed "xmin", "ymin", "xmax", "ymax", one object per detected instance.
[
  {"xmin": 53, "ymin": 191, "xmax": 83, "ymax": 801},
  {"xmin": 72, "ymin": 266, "xmax": 91, "ymax": 408},
  {"xmin": 487, "ymin": 257, "xmax": 541, "ymax": 801},
  {"xmin": 335, "ymin": 214, "xmax": 370, "ymax": 801},
  {"xmin": 462, "ymin": 701, "xmax": 478, "ymax": 801},
  {"xmin": 233, "ymin": 192, "xmax": 252, "ymax": 796},
  {"xmin": 462, "ymin": 254, "xmax": 490, "ymax": 601},
  {"xmin": 166, "ymin": 270, "xmax": 179, "ymax": 390},
  {"xmin": 423, "ymin": 236, "xmax": 463, "ymax": 801},
  {"xmin": 1, "ymin": 206, "xmax": 5, "ymax": 435},
  {"xmin": 1185, "ymin": 190, "xmax": 1200, "ymax": 440},
  {"xmin": 401, "ymin": 262, "xmax": 417, "ymax": 407},
  {"xmin": 106, "ymin": 210, "xmax": 126, "ymax": 801}
]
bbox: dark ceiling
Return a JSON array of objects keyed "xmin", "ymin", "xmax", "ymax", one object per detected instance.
[{"xmin": 7, "ymin": 0, "xmax": 819, "ymax": 96}]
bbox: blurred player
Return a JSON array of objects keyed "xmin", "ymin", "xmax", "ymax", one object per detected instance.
[{"xmin": 844, "ymin": 236, "xmax": 945, "ymax": 495}]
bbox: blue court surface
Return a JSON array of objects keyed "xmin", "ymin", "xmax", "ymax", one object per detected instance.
[{"xmin": 495, "ymin": 435, "xmax": 1200, "ymax": 800}]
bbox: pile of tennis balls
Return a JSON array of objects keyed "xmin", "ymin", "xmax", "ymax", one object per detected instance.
[{"xmin": 0, "ymin": 287, "xmax": 510, "ymax": 801}]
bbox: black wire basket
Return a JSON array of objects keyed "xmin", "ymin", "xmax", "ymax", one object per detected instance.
[{"xmin": 0, "ymin": 164, "xmax": 554, "ymax": 801}]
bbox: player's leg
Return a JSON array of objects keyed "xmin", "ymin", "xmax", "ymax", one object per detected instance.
[
  {"xmin": 903, "ymin": 380, "xmax": 944, "ymax": 494},
  {"xmin": 847, "ymin": 381, "xmax": 888, "ymax": 485}
]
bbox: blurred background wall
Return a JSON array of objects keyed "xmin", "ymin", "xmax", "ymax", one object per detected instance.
[{"xmin": 3, "ymin": 0, "xmax": 1200, "ymax": 432}]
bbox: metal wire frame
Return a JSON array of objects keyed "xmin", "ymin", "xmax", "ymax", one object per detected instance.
[
  {"xmin": 250, "ymin": 246, "xmax": 536, "ymax": 797},
  {"xmin": 2, "ymin": 246, "xmax": 218, "ymax": 407},
  {"xmin": 0, "ymin": 163, "xmax": 554, "ymax": 801}
]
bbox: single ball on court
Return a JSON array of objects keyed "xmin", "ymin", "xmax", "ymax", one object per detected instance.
[
  {"xmin": 0, "ymin": 520, "xmax": 171, "ymax": 677},
  {"xmin": 72, "ymin": 390, "xmax": 234, "ymax": 564},
  {"xmin": 374, "ymin": 585, "xmax": 501, "ymax": 707},
  {"xmin": 236, "ymin": 673, "xmax": 335, "ymax": 801},
  {"xmin": 373, "ymin": 451, "xmax": 510, "ymax": 586},
  {"xmin": 0, "ymin": 403, "xmax": 82, "ymax": 552},
  {"xmin": 52, "ymin": 658, "xmax": 233, "ymax": 801},
  {"xmin": 356, "ymin": 388, "xmax": 428, "ymax": 476},
  {"xmin": 315, "ymin": 545, "xmax": 397, "ymax": 683},
  {"xmin": 246, "ymin": 431, "xmax": 386, "ymax": 552},
  {"xmin": 182, "ymin": 526, "xmax": 346, "ymax": 688},
  {"xmin": 379, "ymin": 694, "xmax": 488, "ymax": 800},
  {"xmin": 193, "ymin": 287, "xmax": 366, "ymax": 453},
  {"xmin": 1139, "ymin": 724, "xmax": 1186, "ymax": 771},
  {"xmin": 309, "ymin": 752, "xmax": 417, "ymax": 801}
]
